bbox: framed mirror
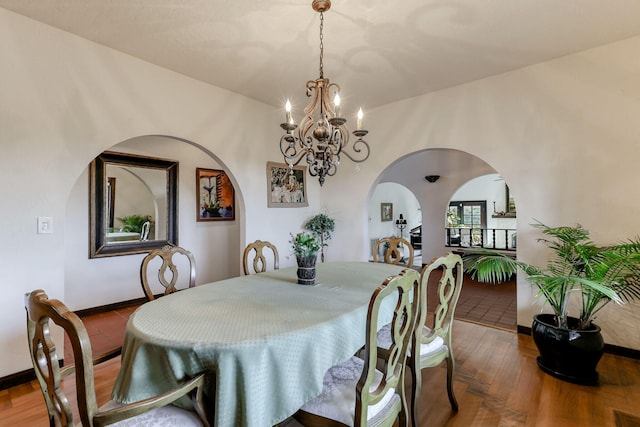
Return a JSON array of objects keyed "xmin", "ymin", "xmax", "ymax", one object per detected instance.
[{"xmin": 89, "ymin": 151, "xmax": 178, "ymax": 258}]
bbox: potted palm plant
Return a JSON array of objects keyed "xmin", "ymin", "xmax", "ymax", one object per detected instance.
[
  {"xmin": 290, "ymin": 232, "xmax": 321, "ymax": 285},
  {"xmin": 463, "ymin": 221, "xmax": 640, "ymax": 385}
]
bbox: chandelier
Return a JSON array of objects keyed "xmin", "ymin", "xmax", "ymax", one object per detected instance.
[{"xmin": 279, "ymin": 0, "xmax": 370, "ymax": 186}]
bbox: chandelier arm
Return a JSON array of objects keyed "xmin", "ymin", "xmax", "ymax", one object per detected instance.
[
  {"xmin": 341, "ymin": 137, "xmax": 371, "ymax": 163},
  {"xmin": 285, "ymin": 152, "xmax": 309, "ymax": 168},
  {"xmin": 308, "ymin": 158, "xmax": 327, "ymax": 179},
  {"xmin": 308, "ymin": 163, "xmax": 321, "ymax": 177},
  {"xmin": 326, "ymin": 157, "xmax": 339, "ymax": 176},
  {"xmin": 279, "ymin": 134, "xmax": 310, "ymax": 167},
  {"xmin": 329, "ymin": 127, "xmax": 346, "ymax": 155}
]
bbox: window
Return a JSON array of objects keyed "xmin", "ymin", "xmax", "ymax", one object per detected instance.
[
  {"xmin": 447, "ymin": 201, "xmax": 487, "ymax": 247},
  {"xmin": 448, "ymin": 201, "xmax": 486, "ymax": 228}
]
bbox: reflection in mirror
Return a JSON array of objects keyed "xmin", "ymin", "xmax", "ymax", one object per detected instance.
[
  {"xmin": 105, "ymin": 164, "xmax": 165, "ymax": 242},
  {"xmin": 90, "ymin": 151, "xmax": 178, "ymax": 258}
]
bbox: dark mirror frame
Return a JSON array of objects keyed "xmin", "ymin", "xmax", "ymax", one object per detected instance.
[{"xmin": 89, "ymin": 151, "xmax": 178, "ymax": 258}]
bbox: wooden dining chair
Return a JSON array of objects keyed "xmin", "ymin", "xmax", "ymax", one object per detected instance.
[
  {"xmin": 372, "ymin": 236, "xmax": 415, "ymax": 267},
  {"xmin": 377, "ymin": 253, "xmax": 463, "ymax": 427},
  {"xmin": 294, "ymin": 268, "xmax": 421, "ymax": 427},
  {"xmin": 24, "ymin": 289, "xmax": 209, "ymax": 427},
  {"xmin": 140, "ymin": 245, "xmax": 196, "ymax": 301},
  {"xmin": 242, "ymin": 240, "xmax": 279, "ymax": 275}
]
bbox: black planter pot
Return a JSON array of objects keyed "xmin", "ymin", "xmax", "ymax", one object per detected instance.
[
  {"xmin": 531, "ymin": 313, "xmax": 604, "ymax": 385},
  {"xmin": 296, "ymin": 255, "xmax": 317, "ymax": 285}
]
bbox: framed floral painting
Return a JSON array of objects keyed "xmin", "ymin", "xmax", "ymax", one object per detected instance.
[{"xmin": 196, "ymin": 168, "xmax": 235, "ymax": 221}]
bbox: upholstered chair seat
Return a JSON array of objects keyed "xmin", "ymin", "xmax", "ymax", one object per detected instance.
[
  {"xmin": 377, "ymin": 323, "xmax": 447, "ymax": 360},
  {"xmin": 96, "ymin": 401, "xmax": 203, "ymax": 426},
  {"xmin": 298, "ymin": 356, "xmax": 400, "ymax": 426}
]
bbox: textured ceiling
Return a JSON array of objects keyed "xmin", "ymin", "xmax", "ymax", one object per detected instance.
[{"xmin": 2, "ymin": 0, "xmax": 640, "ymax": 111}]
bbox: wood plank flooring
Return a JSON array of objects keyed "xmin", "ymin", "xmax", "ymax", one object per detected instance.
[{"xmin": 3, "ymin": 320, "xmax": 640, "ymax": 426}]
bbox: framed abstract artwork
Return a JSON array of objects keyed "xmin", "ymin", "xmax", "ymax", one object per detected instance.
[
  {"xmin": 267, "ymin": 162, "xmax": 308, "ymax": 208},
  {"xmin": 196, "ymin": 168, "xmax": 235, "ymax": 221}
]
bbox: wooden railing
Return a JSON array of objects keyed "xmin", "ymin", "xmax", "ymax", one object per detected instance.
[{"xmin": 445, "ymin": 227, "xmax": 516, "ymax": 251}]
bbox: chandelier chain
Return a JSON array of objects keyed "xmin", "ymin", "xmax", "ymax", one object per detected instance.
[{"xmin": 319, "ymin": 11, "xmax": 324, "ymax": 79}]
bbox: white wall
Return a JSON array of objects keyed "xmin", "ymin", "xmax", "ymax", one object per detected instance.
[
  {"xmin": 3, "ymin": 7, "xmax": 640, "ymax": 380},
  {"xmin": 368, "ymin": 183, "xmax": 420, "ymax": 245},
  {"xmin": 0, "ymin": 8, "xmax": 319, "ymax": 377}
]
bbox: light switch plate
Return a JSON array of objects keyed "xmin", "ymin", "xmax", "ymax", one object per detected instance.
[{"xmin": 37, "ymin": 217, "xmax": 53, "ymax": 234}]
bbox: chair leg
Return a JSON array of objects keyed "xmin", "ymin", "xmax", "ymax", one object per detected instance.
[
  {"xmin": 398, "ymin": 407, "xmax": 408, "ymax": 427},
  {"xmin": 410, "ymin": 362, "xmax": 421, "ymax": 427},
  {"xmin": 446, "ymin": 356, "xmax": 459, "ymax": 412}
]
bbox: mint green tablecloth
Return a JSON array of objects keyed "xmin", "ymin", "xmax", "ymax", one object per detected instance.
[{"xmin": 111, "ymin": 261, "xmax": 405, "ymax": 427}]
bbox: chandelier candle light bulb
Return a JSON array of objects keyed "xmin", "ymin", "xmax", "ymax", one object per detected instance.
[
  {"xmin": 357, "ymin": 108, "xmax": 363, "ymax": 130},
  {"xmin": 333, "ymin": 93, "xmax": 341, "ymax": 117},
  {"xmin": 285, "ymin": 99, "xmax": 293, "ymax": 124}
]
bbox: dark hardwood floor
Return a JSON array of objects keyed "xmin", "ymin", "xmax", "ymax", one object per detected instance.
[{"xmin": 3, "ymin": 318, "xmax": 640, "ymax": 426}]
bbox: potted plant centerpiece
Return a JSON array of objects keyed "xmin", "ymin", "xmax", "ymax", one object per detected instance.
[
  {"xmin": 304, "ymin": 213, "xmax": 335, "ymax": 262},
  {"xmin": 463, "ymin": 221, "xmax": 640, "ymax": 385},
  {"xmin": 290, "ymin": 232, "xmax": 321, "ymax": 285}
]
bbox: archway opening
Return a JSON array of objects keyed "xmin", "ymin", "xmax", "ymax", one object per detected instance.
[
  {"xmin": 368, "ymin": 182, "xmax": 422, "ymax": 266},
  {"xmin": 368, "ymin": 148, "xmax": 517, "ymax": 331},
  {"xmin": 64, "ymin": 135, "xmax": 243, "ymax": 310},
  {"xmin": 446, "ymin": 173, "xmax": 517, "ymax": 330}
]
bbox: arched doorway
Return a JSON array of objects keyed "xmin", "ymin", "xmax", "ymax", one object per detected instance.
[
  {"xmin": 447, "ymin": 174, "xmax": 517, "ymax": 330},
  {"xmin": 368, "ymin": 148, "xmax": 517, "ymax": 331},
  {"xmin": 368, "ymin": 182, "xmax": 421, "ymax": 266},
  {"xmin": 63, "ymin": 135, "xmax": 243, "ymax": 309}
]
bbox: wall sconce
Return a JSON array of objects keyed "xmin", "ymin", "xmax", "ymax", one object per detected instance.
[{"xmin": 425, "ymin": 175, "xmax": 440, "ymax": 183}]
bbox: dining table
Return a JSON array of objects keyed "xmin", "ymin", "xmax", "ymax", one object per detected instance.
[{"xmin": 111, "ymin": 261, "xmax": 407, "ymax": 427}]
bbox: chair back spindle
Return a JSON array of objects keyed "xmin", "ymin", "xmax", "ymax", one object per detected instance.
[
  {"xmin": 140, "ymin": 245, "xmax": 196, "ymax": 300},
  {"xmin": 357, "ymin": 268, "xmax": 421, "ymax": 425},
  {"xmin": 373, "ymin": 236, "xmax": 415, "ymax": 267},
  {"xmin": 242, "ymin": 240, "xmax": 279, "ymax": 275},
  {"xmin": 26, "ymin": 289, "xmax": 98, "ymax": 426}
]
